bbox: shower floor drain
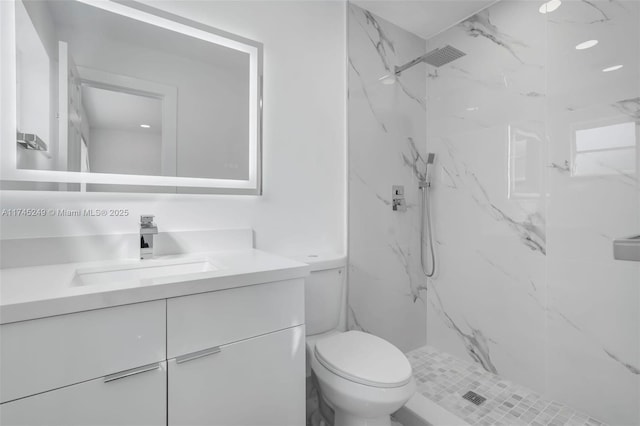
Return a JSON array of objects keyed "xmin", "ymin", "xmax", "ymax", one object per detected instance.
[{"xmin": 462, "ymin": 390, "xmax": 486, "ymax": 406}]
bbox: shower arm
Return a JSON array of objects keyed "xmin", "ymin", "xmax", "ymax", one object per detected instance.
[
  {"xmin": 395, "ymin": 54, "xmax": 427, "ymax": 75},
  {"xmin": 394, "ymin": 45, "xmax": 467, "ymax": 77}
]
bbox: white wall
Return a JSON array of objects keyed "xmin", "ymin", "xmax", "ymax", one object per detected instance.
[{"xmin": 0, "ymin": 1, "xmax": 347, "ymax": 257}]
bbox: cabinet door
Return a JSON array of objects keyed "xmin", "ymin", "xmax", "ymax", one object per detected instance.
[
  {"xmin": 0, "ymin": 362, "xmax": 166, "ymax": 426},
  {"xmin": 167, "ymin": 279, "xmax": 304, "ymax": 359},
  {"xmin": 168, "ymin": 326, "xmax": 305, "ymax": 426},
  {"xmin": 1, "ymin": 299, "xmax": 166, "ymax": 403}
]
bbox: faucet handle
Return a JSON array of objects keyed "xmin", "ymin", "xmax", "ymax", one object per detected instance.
[{"xmin": 140, "ymin": 215, "xmax": 155, "ymax": 225}]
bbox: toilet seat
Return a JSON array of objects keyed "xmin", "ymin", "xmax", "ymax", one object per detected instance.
[{"xmin": 314, "ymin": 330, "xmax": 412, "ymax": 388}]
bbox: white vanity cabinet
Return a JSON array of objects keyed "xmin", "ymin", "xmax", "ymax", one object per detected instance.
[
  {"xmin": 0, "ymin": 277, "xmax": 307, "ymax": 426},
  {"xmin": 166, "ymin": 279, "xmax": 306, "ymax": 426},
  {"xmin": 0, "ymin": 300, "xmax": 167, "ymax": 425}
]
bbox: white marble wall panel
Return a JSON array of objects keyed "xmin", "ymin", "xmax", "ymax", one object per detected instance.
[
  {"xmin": 347, "ymin": 4, "xmax": 428, "ymax": 352},
  {"xmin": 424, "ymin": 0, "xmax": 548, "ymax": 392},
  {"xmin": 422, "ymin": 1, "xmax": 639, "ymax": 424},
  {"xmin": 545, "ymin": 1, "xmax": 639, "ymax": 424}
]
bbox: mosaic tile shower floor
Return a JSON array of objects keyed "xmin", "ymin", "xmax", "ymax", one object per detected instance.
[{"xmin": 406, "ymin": 346, "xmax": 608, "ymax": 426}]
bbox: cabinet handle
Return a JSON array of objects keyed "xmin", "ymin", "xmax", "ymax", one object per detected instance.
[
  {"xmin": 104, "ymin": 363, "xmax": 160, "ymax": 383},
  {"xmin": 176, "ymin": 346, "xmax": 222, "ymax": 364}
]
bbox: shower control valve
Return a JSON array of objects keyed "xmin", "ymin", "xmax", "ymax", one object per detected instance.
[{"xmin": 392, "ymin": 185, "xmax": 406, "ymax": 212}]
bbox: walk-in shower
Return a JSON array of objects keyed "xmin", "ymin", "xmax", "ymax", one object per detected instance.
[{"xmin": 348, "ymin": 1, "xmax": 639, "ymax": 425}]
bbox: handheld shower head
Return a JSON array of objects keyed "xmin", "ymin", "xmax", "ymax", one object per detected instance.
[
  {"xmin": 419, "ymin": 152, "xmax": 436, "ymax": 189},
  {"xmin": 427, "ymin": 153, "xmax": 435, "ymax": 165}
]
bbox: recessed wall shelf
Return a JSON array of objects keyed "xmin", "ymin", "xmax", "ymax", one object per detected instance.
[{"xmin": 613, "ymin": 235, "xmax": 640, "ymax": 262}]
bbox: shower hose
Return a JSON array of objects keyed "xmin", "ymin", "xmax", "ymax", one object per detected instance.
[{"xmin": 420, "ymin": 184, "xmax": 436, "ymax": 277}]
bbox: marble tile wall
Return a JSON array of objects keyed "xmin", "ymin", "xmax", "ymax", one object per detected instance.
[
  {"xmin": 424, "ymin": 0, "xmax": 549, "ymax": 400},
  {"xmin": 347, "ymin": 4, "xmax": 428, "ymax": 352},
  {"xmin": 423, "ymin": 1, "xmax": 639, "ymax": 425},
  {"xmin": 544, "ymin": 2, "xmax": 639, "ymax": 423}
]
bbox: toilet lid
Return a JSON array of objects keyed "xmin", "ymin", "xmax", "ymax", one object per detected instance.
[{"xmin": 314, "ymin": 331, "xmax": 412, "ymax": 388}]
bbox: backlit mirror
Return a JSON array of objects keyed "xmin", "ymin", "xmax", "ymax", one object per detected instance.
[{"xmin": 1, "ymin": 0, "xmax": 262, "ymax": 194}]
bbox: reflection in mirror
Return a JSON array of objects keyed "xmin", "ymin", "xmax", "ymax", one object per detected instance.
[
  {"xmin": 15, "ymin": 0, "xmax": 54, "ymax": 173},
  {"xmin": 82, "ymin": 86, "xmax": 163, "ymax": 176},
  {"xmin": 7, "ymin": 0, "xmax": 262, "ymax": 193}
]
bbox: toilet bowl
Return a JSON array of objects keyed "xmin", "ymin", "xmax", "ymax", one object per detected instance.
[
  {"xmin": 300, "ymin": 254, "xmax": 415, "ymax": 426},
  {"xmin": 307, "ymin": 331, "xmax": 415, "ymax": 426}
]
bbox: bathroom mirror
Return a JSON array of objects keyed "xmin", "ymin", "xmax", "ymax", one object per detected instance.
[{"xmin": 1, "ymin": 0, "xmax": 262, "ymax": 194}]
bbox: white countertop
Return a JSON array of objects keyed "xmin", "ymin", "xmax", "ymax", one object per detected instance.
[{"xmin": 0, "ymin": 249, "xmax": 311, "ymax": 324}]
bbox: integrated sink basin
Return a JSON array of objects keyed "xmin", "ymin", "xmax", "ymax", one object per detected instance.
[{"xmin": 74, "ymin": 258, "xmax": 217, "ymax": 286}]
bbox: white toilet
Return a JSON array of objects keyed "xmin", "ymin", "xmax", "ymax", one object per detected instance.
[{"xmin": 302, "ymin": 255, "xmax": 416, "ymax": 426}]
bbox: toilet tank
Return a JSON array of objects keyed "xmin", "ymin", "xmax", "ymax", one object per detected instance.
[{"xmin": 296, "ymin": 254, "xmax": 346, "ymax": 336}]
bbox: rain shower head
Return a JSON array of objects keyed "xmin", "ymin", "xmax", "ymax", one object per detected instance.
[
  {"xmin": 394, "ymin": 45, "xmax": 466, "ymax": 76},
  {"xmin": 423, "ymin": 45, "xmax": 466, "ymax": 68}
]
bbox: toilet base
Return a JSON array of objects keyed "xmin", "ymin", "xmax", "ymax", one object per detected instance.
[
  {"xmin": 316, "ymin": 390, "xmax": 392, "ymax": 426},
  {"xmin": 334, "ymin": 410, "xmax": 391, "ymax": 426},
  {"xmin": 308, "ymin": 331, "xmax": 415, "ymax": 426}
]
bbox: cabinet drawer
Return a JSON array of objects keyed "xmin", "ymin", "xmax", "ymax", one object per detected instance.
[
  {"xmin": 0, "ymin": 361, "xmax": 166, "ymax": 426},
  {"xmin": 168, "ymin": 326, "xmax": 305, "ymax": 426},
  {"xmin": 0, "ymin": 300, "xmax": 166, "ymax": 403},
  {"xmin": 167, "ymin": 279, "xmax": 304, "ymax": 358}
]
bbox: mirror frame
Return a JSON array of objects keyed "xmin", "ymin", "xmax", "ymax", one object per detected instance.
[{"xmin": 0, "ymin": 0, "xmax": 263, "ymax": 195}]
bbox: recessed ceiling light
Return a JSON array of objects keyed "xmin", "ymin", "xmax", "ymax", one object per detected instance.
[
  {"xmin": 602, "ymin": 64, "xmax": 623, "ymax": 72},
  {"xmin": 466, "ymin": 107, "xmax": 479, "ymax": 111},
  {"xmin": 575, "ymin": 39, "xmax": 598, "ymax": 50},
  {"xmin": 539, "ymin": 0, "xmax": 562, "ymax": 14},
  {"xmin": 140, "ymin": 124, "xmax": 151, "ymax": 128}
]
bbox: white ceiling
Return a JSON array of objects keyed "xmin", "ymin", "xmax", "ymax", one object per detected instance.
[{"xmin": 351, "ymin": 0, "xmax": 497, "ymax": 39}]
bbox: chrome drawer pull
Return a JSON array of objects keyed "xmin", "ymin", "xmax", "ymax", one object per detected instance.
[
  {"xmin": 176, "ymin": 346, "xmax": 222, "ymax": 364},
  {"xmin": 104, "ymin": 363, "xmax": 160, "ymax": 383}
]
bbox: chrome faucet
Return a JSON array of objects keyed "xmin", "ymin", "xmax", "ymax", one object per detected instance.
[{"xmin": 140, "ymin": 215, "xmax": 158, "ymax": 259}]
